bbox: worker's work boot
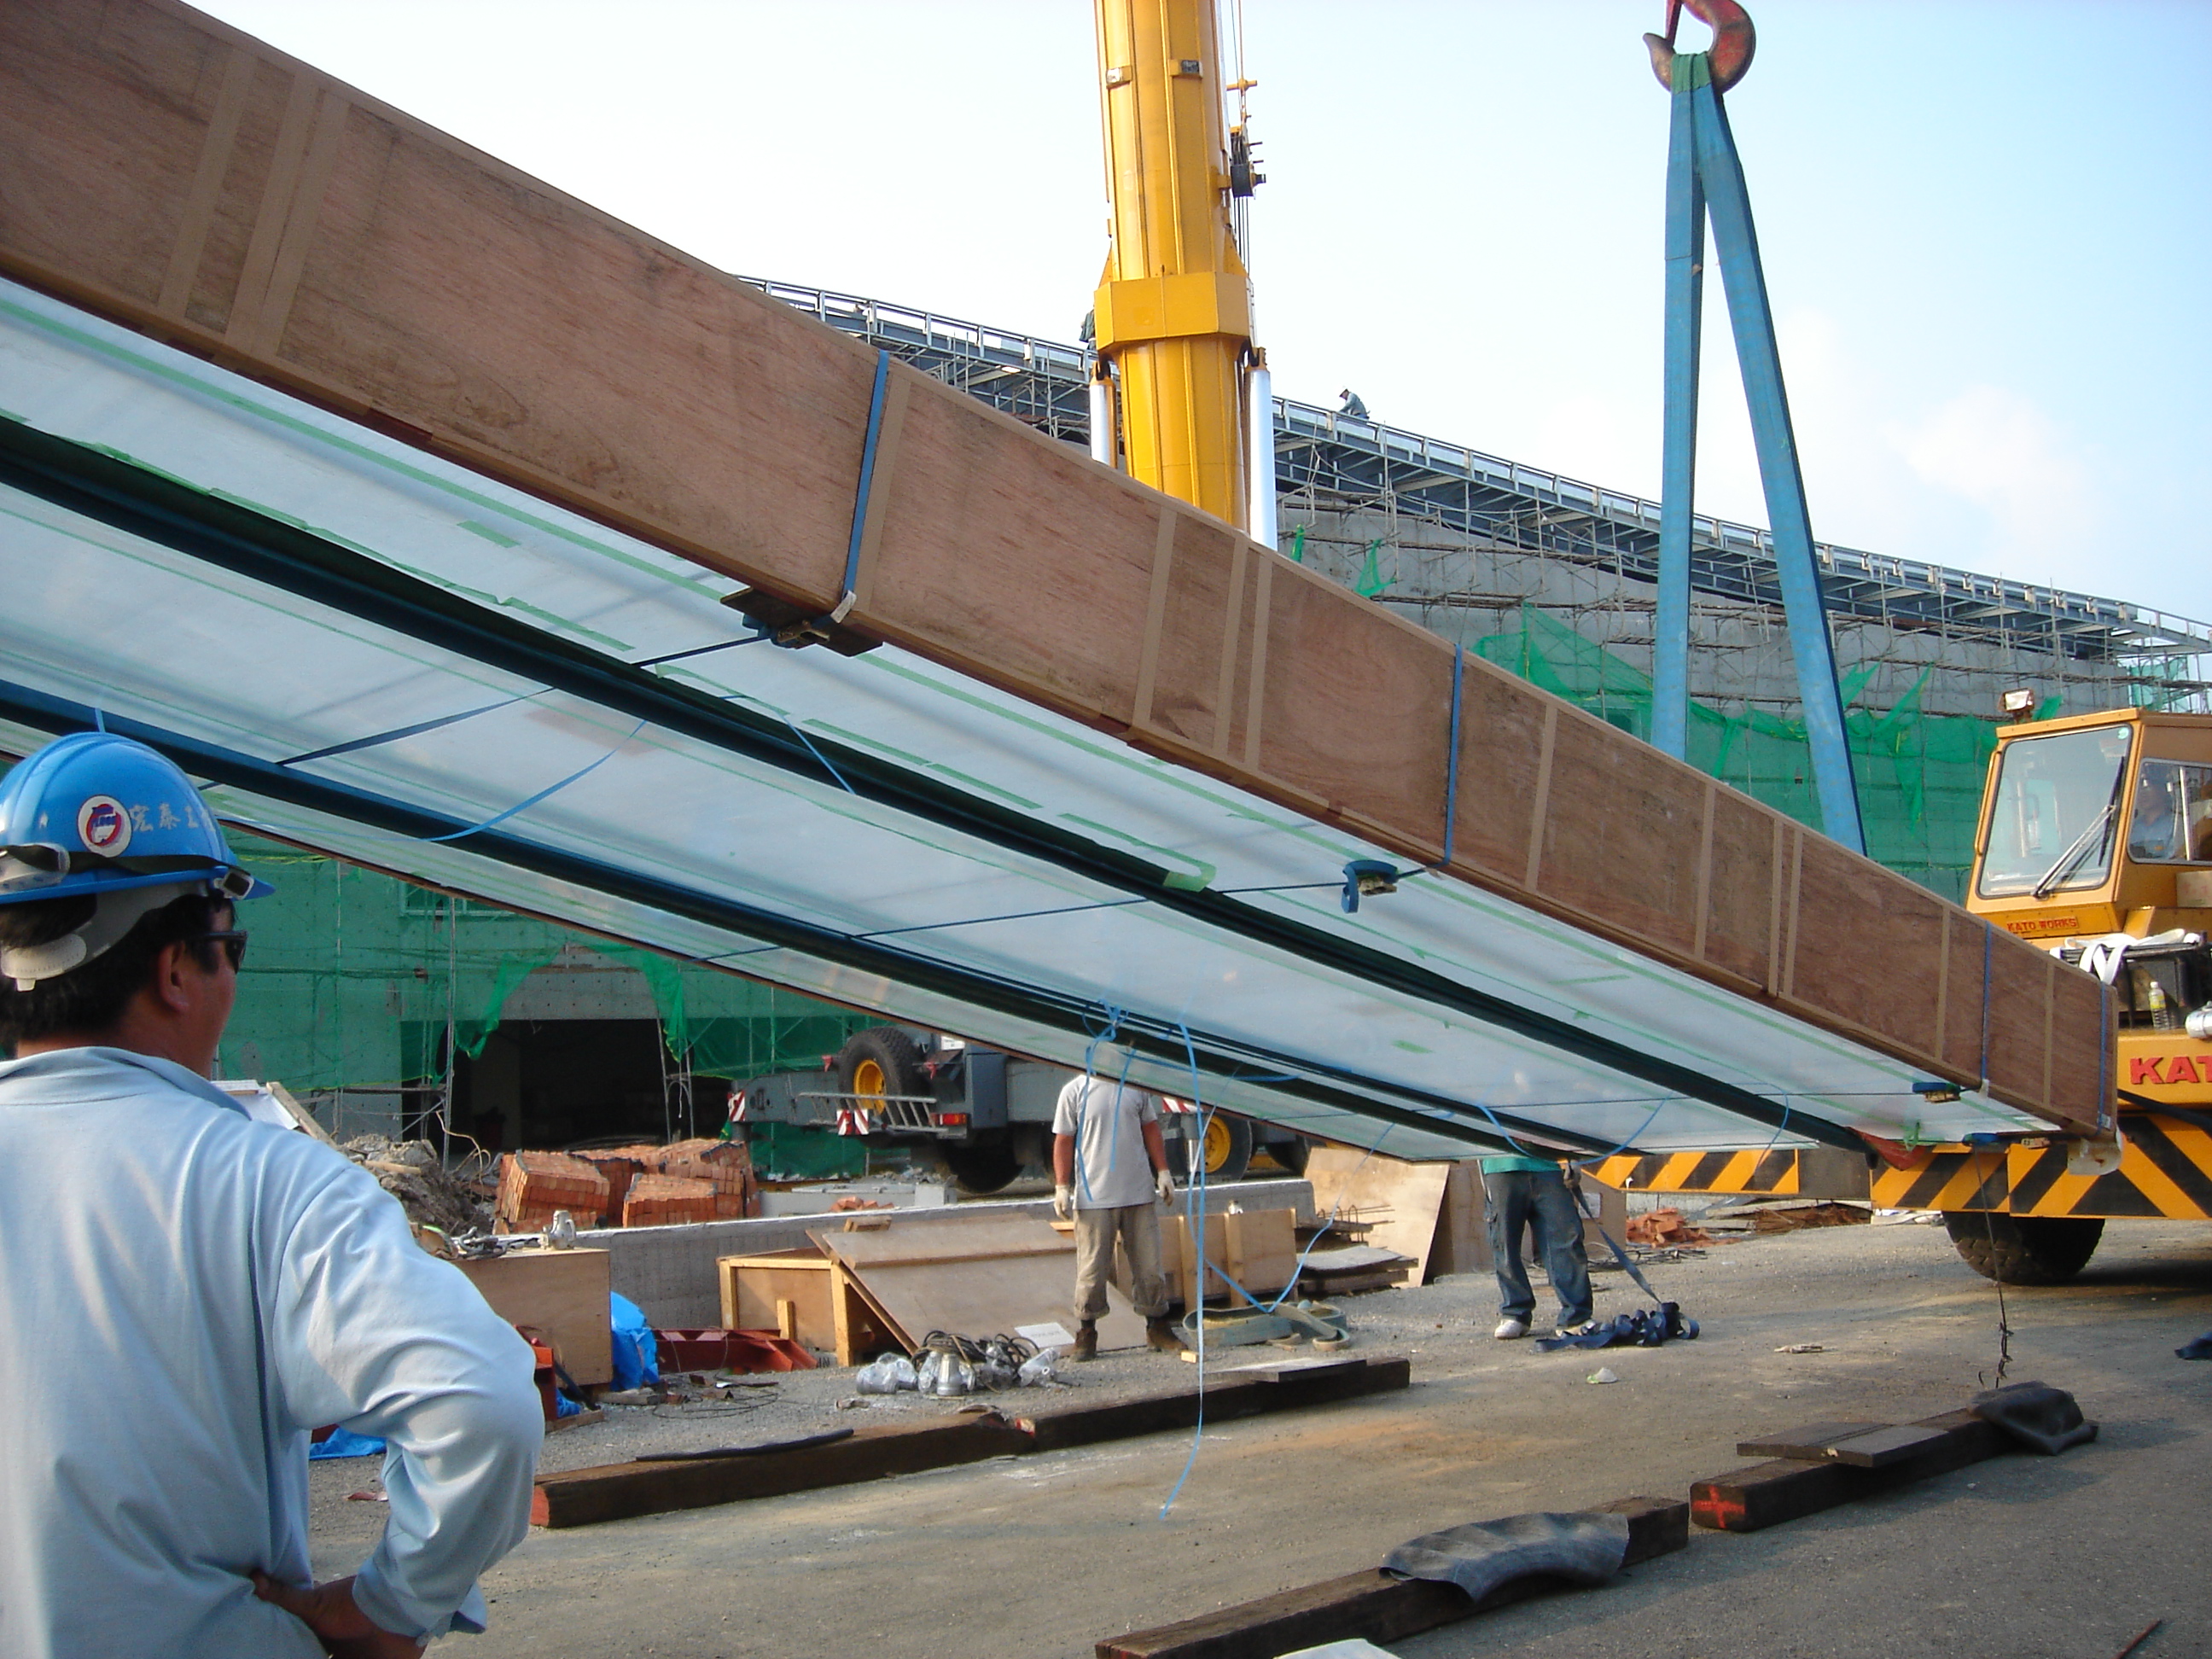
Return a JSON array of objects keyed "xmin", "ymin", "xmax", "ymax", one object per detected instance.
[
  {"xmin": 1071, "ymin": 1320, "xmax": 1098, "ymax": 1362},
  {"xmin": 1145, "ymin": 1317, "xmax": 1182, "ymax": 1355}
]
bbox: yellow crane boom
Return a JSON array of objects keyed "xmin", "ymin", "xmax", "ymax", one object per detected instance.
[{"xmin": 1091, "ymin": 0, "xmax": 1257, "ymax": 531}]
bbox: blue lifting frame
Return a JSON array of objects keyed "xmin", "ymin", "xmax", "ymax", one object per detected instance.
[{"xmin": 1650, "ymin": 38, "xmax": 1866, "ymax": 855}]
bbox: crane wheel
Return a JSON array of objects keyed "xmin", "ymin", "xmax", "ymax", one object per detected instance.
[
  {"xmin": 940, "ymin": 1142, "xmax": 1021, "ymax": 1196},
  {"xmin": 1942, "ymin": 1212, "xmax": 2104, "ymax": 1285},
  {"xmin": 1176, "ymin": 1115, "xmax": 1252, "ymax": 1183},
  {"xmin": 833, "ymin": 1026, "xmax": 927, "ymax": 1107}
]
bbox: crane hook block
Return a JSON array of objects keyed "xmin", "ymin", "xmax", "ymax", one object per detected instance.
[{"xmin": 1644, "ymin": 0, "xmax": 1755, "ymax": 95}]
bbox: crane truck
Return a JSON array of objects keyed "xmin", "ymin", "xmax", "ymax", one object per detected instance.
[
  {"xmin": 731, "ymin": 1025, "xmax": 1311, "ymax": 1195},
  {"xmin": 1590, "ymin": 704, "xmax": 2212, "ymax": 1283}
]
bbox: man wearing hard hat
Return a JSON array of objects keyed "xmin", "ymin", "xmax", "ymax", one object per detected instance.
[{"xmin": 0, "ymin": 733, "xmax": 543, "ymax": 1658}]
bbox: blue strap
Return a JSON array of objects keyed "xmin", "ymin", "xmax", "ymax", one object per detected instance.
[
  {"xmin": 426, "ymin": 718, "xmax": 645, "ymax": 842},
  {"xmin": 834, "ymin": 350, "xmax": 893, "ymax": 619}
]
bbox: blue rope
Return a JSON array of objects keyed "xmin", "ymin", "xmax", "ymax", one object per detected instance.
[
  {"xmin": 424, "ymin": 719, "xmax": 645, "ymax": 843},
  {"xmin": 788, "ymin": 721, "xmax": 859, "ymax": 796},
  {"xmin": 1160, "ymin": 1022, "xmax": 1209, "ymax": 1518}
]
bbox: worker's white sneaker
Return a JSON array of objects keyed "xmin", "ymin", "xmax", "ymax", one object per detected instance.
[{"xmin": 1493, "ymin": 1317, "xmax": 1529, "ymax": 1340}]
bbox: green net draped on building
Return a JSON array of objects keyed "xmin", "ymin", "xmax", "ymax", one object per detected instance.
[
  {"xmin": 218, "ymin": 834, "xmax": 870, "ymax": 1131},
  {"xmin": 1473, "ymin": 607, "xmax": 1999, "ymax": 900}
]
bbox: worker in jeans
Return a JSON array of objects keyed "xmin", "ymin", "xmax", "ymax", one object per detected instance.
[
  {"xmin": 1482, "ymin": 1151, "xmax": 1595, "ymax": 1341},
  {"xmin": 0, "ymin": 734, "xmax": 542, "ymax": 1659},
  {"xmin": 1052, "ymin": 1057, "xmax": 1182, "ymax": 1359}
]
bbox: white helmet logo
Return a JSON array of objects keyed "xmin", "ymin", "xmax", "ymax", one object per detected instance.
[{"xmin": 78, "ymin": 795, "xmax": 132, "ymax": 857}]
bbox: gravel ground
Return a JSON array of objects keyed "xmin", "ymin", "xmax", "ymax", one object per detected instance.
[{"xmin": 304, "ymin": 1216, "xmax": 2212, "ymax": 1656}]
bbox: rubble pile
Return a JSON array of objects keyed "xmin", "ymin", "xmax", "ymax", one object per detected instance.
[{"xmin": 343, "ymin": 1136, "xmax": 493, "ymax": 1236}]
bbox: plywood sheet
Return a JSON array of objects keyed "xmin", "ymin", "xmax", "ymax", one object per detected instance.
[
  {"xmin": 1303, "ymin": 1147, "xmax": 1455, "ymax": 1283},
  {"xmin": 0, "ymin": 0, "xmax": 2108, "ymax": 1131},
  {"xmin": 457, "ymin": 1247, "xmax": 612, "ymax": 1387},
  {"xmin": 810, "ymin": 1216, "xmax": 1149, "ymax": 1353}
]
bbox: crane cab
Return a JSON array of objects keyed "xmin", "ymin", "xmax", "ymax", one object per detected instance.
[{"xmin": 1971, "ymin": 708, "xmax": 2212, "ymax": 1067}]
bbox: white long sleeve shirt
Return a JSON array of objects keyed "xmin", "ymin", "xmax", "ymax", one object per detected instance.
[{"xmin": 0, "ymin": 1047, "xmax": 543, "ymax": 1657}]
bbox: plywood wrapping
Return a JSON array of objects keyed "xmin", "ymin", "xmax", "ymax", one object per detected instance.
[{"xmin": 0, "ymin": 0, "xmax": 2108, "ymax": 1131}]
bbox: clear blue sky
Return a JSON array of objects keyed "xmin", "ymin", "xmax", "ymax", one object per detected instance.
[{"xmin": 201, "ymin": 2, "xmax": 2212, "ymax": 620}]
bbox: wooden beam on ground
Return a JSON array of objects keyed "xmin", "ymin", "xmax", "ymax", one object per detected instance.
[
  {"xmin": 532, "ymin": 1353, "xmax": 1409, "ymax": 1528},
  {"xmin": 0, "ymin": 0, "xmax": 2106, "ymax": 1130},
  {"xmin": 1691, "ymin": 1408, "xmax": 2011, "ymax": 1533},
  {"xmin": 1095, "ymin": 1495, "xmax": 1689, "ymax": 1659},
  {"xmin": 1020, "ymin": 1355, "xmax": 1407, "ymax": 1452},
  {"xmin": 532, "ymin": 1416, "xmax": 1031, "ymax": 1528}
]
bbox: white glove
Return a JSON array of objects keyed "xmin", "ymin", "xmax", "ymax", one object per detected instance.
[
  {"xmin": 1053, "ymin": 1185, "xmax": 1074, "ymax": 1220},
  {"xmin": 1155, "ymin": 1167, "xmax": 1176, "ymax": 1205}
]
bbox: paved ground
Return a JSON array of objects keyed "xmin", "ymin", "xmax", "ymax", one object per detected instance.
[{"xmin": 309, "ymin": 1216, "xmax": 2212, "ymax": 1657}]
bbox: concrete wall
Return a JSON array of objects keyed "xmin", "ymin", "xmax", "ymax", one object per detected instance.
[{"xmin": 581, "ymin": 1179, "xmax": 1316, "ymax": 1330}]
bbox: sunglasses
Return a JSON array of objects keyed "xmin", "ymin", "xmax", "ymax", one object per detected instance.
[{"xmin": 190, "ymin": 929, "xmax": 248, "ymax": 973}]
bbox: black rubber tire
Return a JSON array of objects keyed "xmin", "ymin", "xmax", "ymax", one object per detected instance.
[
  {"xmin": 1942, "ymin": 1212, "xmax": 2104, "ymax": 1285},
  {"xmin": 833, "ymin": 1026, "xmax": 928, "ymax": 1103},
  {"xmin": 941, "ymin": 1140, "xmax": 1022, "ymax": 1195},
  {"xmin": 1269, "ymin": 1135, "xmax": 1312, "ymax": 1177},
  {"xmin": 1174, "ymin": 1114, "xmax": 1252, "ymax": 1183}
]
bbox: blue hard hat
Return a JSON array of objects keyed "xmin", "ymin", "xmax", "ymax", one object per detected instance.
[{"xmin": 0, "ymin": 731, "xmax": 270, "ymax": 905}]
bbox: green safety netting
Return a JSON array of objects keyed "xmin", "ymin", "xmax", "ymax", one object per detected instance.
[
  {"xmin": 1472, "ymin": 607, "xmax": 2001, "ymax": 901},
  {"xmin": 219, "ymin": 835, "xmax": 871, "ymax": 1101}
]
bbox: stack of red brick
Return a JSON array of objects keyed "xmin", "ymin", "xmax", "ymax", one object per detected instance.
[{"xmin": 494, "ymin": 1138, "xmax": 754, "ymax": 1231}]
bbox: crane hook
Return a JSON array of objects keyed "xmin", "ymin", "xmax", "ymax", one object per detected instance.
[{"xmin": 1644, "ymin": 0, "xmax": 1755, "ymax": 94}]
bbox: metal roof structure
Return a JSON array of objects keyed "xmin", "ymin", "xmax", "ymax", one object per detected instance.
[
  {"xmin": 0, "ymin": 276, "xmax": 2046, "ymax": 1161},
  {"xmin": 742, "ymin": 276, "xmax": 2212, "ymax": 678}
]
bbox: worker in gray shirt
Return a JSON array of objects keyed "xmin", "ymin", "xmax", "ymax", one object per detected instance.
[{"xmin": 1051, "ymin": 1057, "xmax": 1181, "ymax": 1360}]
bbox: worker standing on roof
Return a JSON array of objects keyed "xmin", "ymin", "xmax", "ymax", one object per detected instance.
[
  {"xmin": 0, "ymin": 732, "xmax": 542, "ymax": 1659},
  {"xmin": 1481, "ymin": 1152, "xmax": 1596, "ymax": 1342},
  {"xmin": 1053, "ymin": 1052, "xmax": 1182, "ymax": 1360}
]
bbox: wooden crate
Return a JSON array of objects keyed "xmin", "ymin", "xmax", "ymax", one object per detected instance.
[
  {"xmin": 717, "ymin": 1248, "xmax": 896, "ymax": 1364},
  {"xmin": 718, "ymin": 1249, "xmax": 839, "ymax": 1349},
  {"xmin": 0, "ymin": 0, "xmax": 2107, "ymax": 1133},
  {"xmin": 1164, "ymin": 1208, "xmax": 1298, "ymax": 1308},
  {"xmin": 456, "ymin": 1248, "xmax": 612, "ymax": 1387}
]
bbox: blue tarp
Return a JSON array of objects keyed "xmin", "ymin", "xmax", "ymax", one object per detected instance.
[{"xmin": 609, "ymin": 1291, "xmax": 660, "ymax": 1389}]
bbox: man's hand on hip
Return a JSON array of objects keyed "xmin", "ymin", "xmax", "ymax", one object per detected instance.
[
  {"xmin": 1053, "ymin": 1185, "xmax": 1074, "ymax": 1220},
  {"xmin": 253, "ymin": 1572, "xmax": 427, "ymax": 1658}
]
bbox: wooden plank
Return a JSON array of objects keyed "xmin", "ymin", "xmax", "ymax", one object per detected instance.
[
  {"xmin": 532, "ymin": 1353, "xmax": 1409, "ymax": 1528},
  {"xmin": 0, "ymin": 0, "xmax": 2108, "ymax": 1130},
  {"xmin": 1734, "ymin": 1420, "xmax": 1886, "ymax": 1459},
  {"xmin": 1691, "ymin": 1407, "xmax": 2011, "ymax": 1532},
  {"xmin": 1305, "ymin": 1147, "xmax": 1454, "ymax": 1284},
  {"xmin": 1094, "ymin": 1494, "xmax": 1689, "ymax": 1659},
  {"xmin": 532, "ymin": 1416, "xmax": 1034, "ymax": 1528},
  {"xmin": 1425, "ymin": 1161, "xmax": 1488, "ymax": 1277},
  {"xmin": 807, "ymin": 1213, "xmax": 1074, "ymax": 1268},
  {"xmin": 829, "ymin": 1258, "xmax": 904, "ymax": 1365},
  {"xmin": 1019, "ymin": 1354, "xmax": 1410, "ymax": 1452},
  {"xmin": 456, "ymin": 1248, "xmax": 612, "ymax": 1387},
  {"xmin": 811, "ymin": 1215, "xmax": 1147, "ymax": 1353}
]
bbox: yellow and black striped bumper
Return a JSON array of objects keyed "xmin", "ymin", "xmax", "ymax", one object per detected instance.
[
  {"xmin": 1586, "ymin": 1146, "xmax": 1868, "ymax": 1201},
  {"xmin": 1868, "ymin": 1114, "xmax": 2212, "ymax": 1220}
]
